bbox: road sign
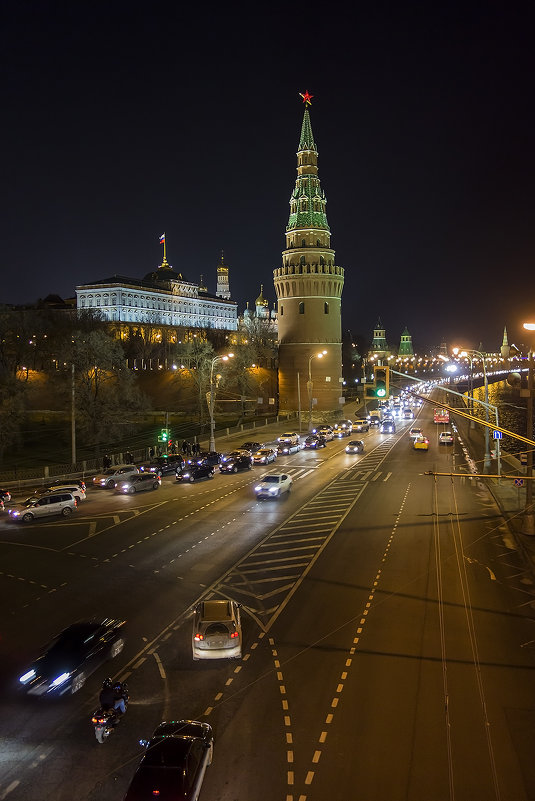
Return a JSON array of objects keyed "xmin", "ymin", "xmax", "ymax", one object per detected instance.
[
  {"xmin": 514, "ymin": 478, "xmax": 524, "ymax": 487},
  {"xmin": 492, "ymin": 430, "xmax": 503, "ymax": 439},
  {"xmin": 520, "ymin": 452, "xmax": 528, "ymax": 465}
]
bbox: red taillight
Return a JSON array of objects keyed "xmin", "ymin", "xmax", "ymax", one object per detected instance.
[
  {"xmin": 74, "ymin": 499, "xmax": 78, "ymax": 506},
  {"xmin": 152, "ymin": 791, "xmax": 160, "ymax": 796},
  {"xmin": 194, "ymin": 633, "xmax": 204, "ymax": 641},
  {"xmin": 230, "ymin": 631, "xmax": 239, "ymax": 639}
]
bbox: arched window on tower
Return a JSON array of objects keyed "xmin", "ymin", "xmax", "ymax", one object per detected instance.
[
  {"xmin": 280, "ymin": 305, "xmax": 284, "ymax": 316},
  {"xmin": 301, "ymin": 239, "xmax": 306, "ymax": 247},
  {"xmin": 324, "ymin": 302, "xmax": 329, "ymax": 314},
  {"xmin": 299, "ymin": 302, "xmax": 305, "ymax": 314},
  {"xmin": 320, "ymin": 256, "xmax": 324, "ymax": 265},
  {"xmin": 300, "ymin": 255, "xmax": 305, "ymax": 266},
  {"xmin": 316, "ymin": 239, "xmax": 321, "ymax": 247}
]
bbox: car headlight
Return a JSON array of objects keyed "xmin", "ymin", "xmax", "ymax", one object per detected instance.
[
  {"xmin": 255, "ymin": 485, "xmax": 262, "ymax": 491},
  {"xmin": 11, "ymin": 510, "xmax": 20, "ymax": 517},
  {"xmin": 19, "ymin": 669, "xmax": 36, "ymax": 684},
  {"xmin": 269, "ymin": 486, "xmax": 278, "ymax": 493},
  {"xmin": 50, "ymin": 672, "xmax": 71, "ymax": 688}
]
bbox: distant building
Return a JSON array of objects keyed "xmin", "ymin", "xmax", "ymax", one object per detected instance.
[
  {"xmin": 369, "ymin": 319, "xmax": 391, "ymax": 360},
  {"xmin": 500, "ymin": 326, "xmax": 510, "ymax": 359},
  {"xmin": 398, "ymin": 326, "xmax": 414, "ymax": 356},
  {"xmin": 216, "ymin": 251, "xmax": 231, "ymax": 300}
]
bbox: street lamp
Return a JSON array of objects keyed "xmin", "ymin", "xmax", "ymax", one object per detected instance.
[
  {"xmin": 522, "ymin": 323, "xmax": 535, "ymax": 535},
  {"xmin": 209, "ymin": 353, "xmax": 234, "ymax": 452},
  {"xmin": 307, "ymin": 350, "xmax": 327, "ymax": 429},
  {"xmin": 453, "ymin": 348, "xmax": 491, "ymax": 471}
]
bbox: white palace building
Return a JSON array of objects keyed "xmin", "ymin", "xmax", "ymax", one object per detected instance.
[{"xmin": 75, "ymin": 255, "xmax": 237, "ymax": 332}]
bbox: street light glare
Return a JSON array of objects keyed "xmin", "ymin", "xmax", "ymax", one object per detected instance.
[{"xmin": 523, "ymin": 323, "xmax": 535, "ymax": 331}]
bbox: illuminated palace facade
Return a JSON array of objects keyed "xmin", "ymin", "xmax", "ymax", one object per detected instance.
[{"xmin": 75, "ymin": 260, "xmax": 238, "ymax": 335}]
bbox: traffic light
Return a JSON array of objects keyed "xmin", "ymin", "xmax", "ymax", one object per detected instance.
[
  {"xmin": 374, "ymin": 366, "xmax": 389, "ymax": 398},
  {"xmin": 158, "ymin": 428, "xmax": 169, "ymax": 443}
]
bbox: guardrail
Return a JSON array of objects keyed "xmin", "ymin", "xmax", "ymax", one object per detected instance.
[{"xmin": 0, "ymin": 412, "xmax": 297, "ymax": 491}]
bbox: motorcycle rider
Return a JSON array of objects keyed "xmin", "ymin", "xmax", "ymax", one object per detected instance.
[{"xmin": 99, "ymin": 678, "xmax": 127, "ymax": 715}]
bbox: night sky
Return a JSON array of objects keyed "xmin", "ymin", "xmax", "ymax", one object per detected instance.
[{"xmin": 3, "ymin": 1, "xmax": 535, "ymax": 352}]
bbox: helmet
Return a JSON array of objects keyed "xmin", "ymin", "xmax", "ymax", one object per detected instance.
[
  {"xmin": 112, "ymin": 682, "xmax": 122, "ymax": 692},
  {"xmin": 102, "ymin": 678, "xmax": 113, "ymax": 689}
]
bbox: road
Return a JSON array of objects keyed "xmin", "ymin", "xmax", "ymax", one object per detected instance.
[{"xmin": 1, "ymin": 397, "xmax": 535, "ymax": 801}]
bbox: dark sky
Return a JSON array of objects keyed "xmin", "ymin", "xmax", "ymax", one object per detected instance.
[{"xmin": 3, "ymin": 1, "xmax": 535, "ymax": 352}]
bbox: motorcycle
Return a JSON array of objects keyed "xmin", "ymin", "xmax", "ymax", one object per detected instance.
[{"xmin": 91, "ymin": 686, "xmax": 129, "ymax": 743}]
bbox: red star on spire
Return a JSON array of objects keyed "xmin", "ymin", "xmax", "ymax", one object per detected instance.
[{"xmin": 299, "ymin": 90, "xmax": 314, "ymax": 107}]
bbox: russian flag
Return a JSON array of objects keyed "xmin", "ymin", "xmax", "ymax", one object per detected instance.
[{"xmin": 159, "ymin": 233, "xmax": 165, "ymax": 244}]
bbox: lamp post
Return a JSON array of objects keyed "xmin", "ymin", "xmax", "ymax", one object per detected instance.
[
  {"xmin": 522, "ymin": 323, "xmax": 535, "ymax": 535},
  {"xmin": 454, "ymin": 348, "xmax": 491, "ymax": 471},
  {"xmin": 209, "ymin": 353, "xmax": 234, "ymax": 452},
  {"xmin": 307, "ymin": 350, "xmax": 327, "ymax": 430}
]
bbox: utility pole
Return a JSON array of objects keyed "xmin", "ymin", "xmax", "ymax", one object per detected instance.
[
  {"xmin": 522, "ymin": 348, "xmax": 534, "ymax": 534},
  {"xmin": 71, "ymin": 363, "xmax": 76, "ymax": 466}
]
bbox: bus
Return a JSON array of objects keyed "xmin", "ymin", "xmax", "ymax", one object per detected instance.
[{"xmin": 433, "ymin": 408, "xmax": 450, "ymax": 424}]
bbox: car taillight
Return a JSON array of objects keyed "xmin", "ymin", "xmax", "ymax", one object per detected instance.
[
  {"xmin": 194, "ymin": 633, "xmax": 204, "ymax": 641},
  {"xmin": 74, "ymin": 499, "xmax": 78, "ymax": 506},
  {"xmin": 230, "ymin": 631, "xmax": 239, "ymax": 639}
]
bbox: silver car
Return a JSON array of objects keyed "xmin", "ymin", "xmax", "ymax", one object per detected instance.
[
  {"xmin": 9, "ymin": 493, "xmax": 77, "ymax": 522},
  {"xmin": 192, "ymin": 599, "xmax": 242, "ymax": 660},
  {"xmin": 117, "ymin": 473, "xmax": 161, "ymax": 494},
  {"xmin": 92, "ymin": 465, "xmax": 139, "ymax": 488}
]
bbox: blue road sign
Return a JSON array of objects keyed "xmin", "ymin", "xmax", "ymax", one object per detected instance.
[
  {"xmin": 514, "ymin": 478, "xmax": 524, "ymax": 487},
  {"xmin": 493, "ymin": 430, "xmax": 503, "ymax": 439}
]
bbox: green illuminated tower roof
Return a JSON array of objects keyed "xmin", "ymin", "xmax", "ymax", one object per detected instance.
[{"xmin": 287, "ymin": 107, "xmax": 330, "ymax": 233}]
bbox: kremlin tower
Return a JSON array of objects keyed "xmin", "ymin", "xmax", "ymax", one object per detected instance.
[{"xmin": 273, "ymin": 93, "xmax": 344, "ymax": 413}]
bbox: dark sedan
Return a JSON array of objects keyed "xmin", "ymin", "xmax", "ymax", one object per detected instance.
[
  {"xmin": 219, "ymin": 451, "xmax": 253, "ymax": 473},
  {"xmin": 304, "ymin": 434, "xmax": 327, "ymax": 449},
  {"xmin": 239, "ymin": 441, "xmax": 263, "ymax": 453},
  {"xmin": 18, "ymin": 618, "xmax": 126, "ymax": 696},
  {"xmin": 124, "ymin": 720, "xmax": 213, "ymax": 801},
  {"xmin": 189, "ymin": 451, "xmax": 222, "ymax": 467},
  {"xmin": 46, "ymin": 479, "xmax": 86, "ymax": 493},
  {"xmin": 176, "ymin": 464, "xmax": 215, "ymax": 483},
  {"xmin": 141, "ymin": 455, "xmax": 184, "ymax": 476}
]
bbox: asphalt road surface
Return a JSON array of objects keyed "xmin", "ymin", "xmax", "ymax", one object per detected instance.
[{"xmin": 1, "ymin": 398, "xmax": 535, "ymax": 801}]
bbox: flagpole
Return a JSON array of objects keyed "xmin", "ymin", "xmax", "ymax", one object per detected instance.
[{"xmin": 163, "ymin": 233, "xmax": 166, "ymax": 263}]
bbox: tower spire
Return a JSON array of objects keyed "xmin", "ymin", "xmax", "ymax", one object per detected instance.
[{"xmin": 273, "ymin": 94, "xmax": 344, "ymax": 414}]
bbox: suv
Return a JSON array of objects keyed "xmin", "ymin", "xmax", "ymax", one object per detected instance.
[
  {"xmin": 353, "ymin": 419, "xmax": 369, "ymax": 433},
  {"xmin": 192, "ymin": 599, "xmax": 242, "ymax": 660},
  {"xmin": 9, "ymin": 493, "xmax": 77, "ymax": 522},
  {"xmin": 92, "ymin": 465, "xmax": 139, "ymax": 488},
  {"xmin": 439, "ymin": 431, "xmax": 454, "ymax": 445},
  {"xmin": 219, "ymin": 451, "xmax": 253, "ymax": 473}
]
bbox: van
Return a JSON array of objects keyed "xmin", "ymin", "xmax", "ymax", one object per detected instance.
[{"xmin": 9, "ymin": 493, "xmax": 77, "ymax": 522}]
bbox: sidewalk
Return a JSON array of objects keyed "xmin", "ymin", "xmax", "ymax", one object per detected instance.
[{"xmin": 453, "ymin": 401, "xmax": 535, "ymax": 573}]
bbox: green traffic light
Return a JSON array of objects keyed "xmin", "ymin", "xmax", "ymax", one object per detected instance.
[{"xmin": 376, "ymin": 388, "xmax": 386, "ymax": 397}]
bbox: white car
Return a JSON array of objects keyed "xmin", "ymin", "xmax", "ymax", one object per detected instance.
[
  {"xmin": 277, "ymin": 432, "xmax": 299, "ymax": 446},
  {"xmin": 409, "ymin": 427, "xmax": 423, "ymax": 440},
  {"xmin": 192, "ymin": 599, "xmax": 242, "ymax": 660},
  {"xmin": 439, "ymin": 431, "xmax": 454, "ymax": 445},
  {"xmin": 255, "ymin": 473, "xmax": 293, "ymax": 499},
  {"xmin": 38, "ymin": 484, "xmax": 86, "ymax": 502},
  {"xmin": 353, "ymin": 419, "xmax": 369, "ymax": 433}
]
